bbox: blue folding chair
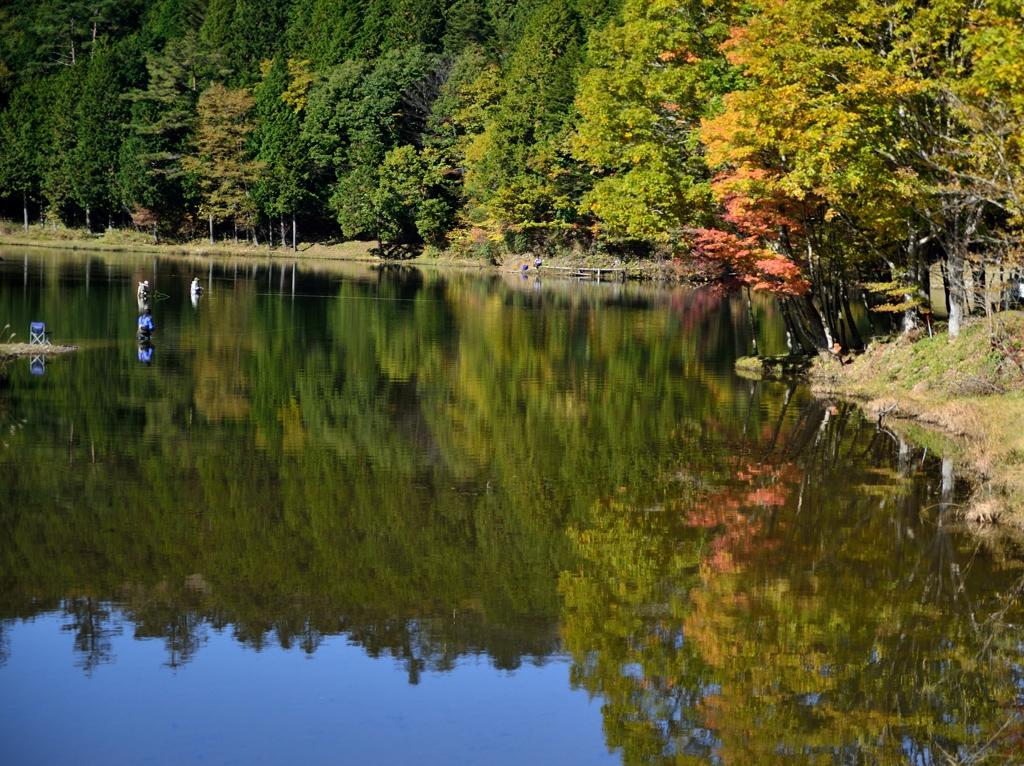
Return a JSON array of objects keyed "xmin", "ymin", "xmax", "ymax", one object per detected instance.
[{"xmin": 29, "ymin": 322, "xmax": 52, "ymax": 346}]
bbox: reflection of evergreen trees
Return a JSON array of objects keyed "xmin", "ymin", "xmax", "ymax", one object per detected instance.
[{"xmin": 0, "ymin": 251, "xmax": 783, "ymax": 676}]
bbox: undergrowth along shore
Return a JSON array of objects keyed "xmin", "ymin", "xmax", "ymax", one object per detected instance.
[
  {"xmin": 0, "ymin": 228, "xmax": 691, "ymax": 281},
  {"xmin": 807, "ymin": 313, "xmax": 1024, "ymax": 527}
]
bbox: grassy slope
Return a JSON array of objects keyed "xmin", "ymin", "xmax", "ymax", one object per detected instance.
[
  {"xmin": 811, "ymin": 313, "xmax": 1024, "ymax": 525},
  {"xmin": 0, "ymin": 227, "xmax": 377, "ymax": 260}
]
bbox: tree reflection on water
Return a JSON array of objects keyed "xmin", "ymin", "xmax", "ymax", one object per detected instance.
[
  {"xmin": 562, "ymin": 399, "xmax": 1024, "ymax": 764},
  {"xmin": 0, "ymin": 252, "xmax": 1021, "ymax": 761}
]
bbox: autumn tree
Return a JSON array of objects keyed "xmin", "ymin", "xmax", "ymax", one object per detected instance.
[
  {"xmin": 182, "ymin": 83, "xmax": 262, "ymax": 243},
  {"xmin": 572, "ymin": 0, "xmax": 740, "ymax": 244}
]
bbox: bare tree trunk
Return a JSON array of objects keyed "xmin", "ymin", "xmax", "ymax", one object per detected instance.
[
  {"xmin": 233, "ymin": 220, "xmax": 238, "ymax": 245},
  {"xmin": 780, "ymin": 299, "xmax": 804, "ymax": 354},
  {"xmin": 745, "ymin": 287, "xmax": 759, "ymax": 356},
  {"xmin": 280, "ymin": 218, "xmax": 286, "ymax": 249},
  {"xmin": 841, "ymin": 283, "xmax": 864, "ymax": 349},
  {"xmin": 857, "ymin": 287, "xmax": 877, "ymax": 337},
  {"xmin": 947, "ymin": 252, "xmax": 966, "ymax": 339},
  {"xmin": 152, "ymin": 223, "xmax": 158, "ymax": 244},
  {"xmin": 784, "ymin": 297, "xmax": 816, "ymax": 353},
  {"xmin": 23, "ymin": 191, "xmax": 28, "ymax": 233},
  {"xmin": 292, "ymin": 210, "xmax": 297, "ymax": 252},
  {"xmin": 209, "ymin": 214, "xmax": 214, "ymax": 245},
  {"xmin": 795, "ymin": 294, "xmax": 831, "ymax": 351}
]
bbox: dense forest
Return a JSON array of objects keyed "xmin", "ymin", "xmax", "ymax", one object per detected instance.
[{"xmin": 0, "ymin": 0, "xmax": 1022, "ymax": 344}]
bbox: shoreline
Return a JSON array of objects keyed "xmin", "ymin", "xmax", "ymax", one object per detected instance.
[
  {"xmin": 0, "ymin": 232, "xmax": 687, "ymax": 281},
  {"xmin": 736, "ymin": 316, "xmax": 1024, "ymax": 528},
  {"xmin": 0, "ymin": 343, "xmax": 79, "ymax": 357},
  {"xmin": 805, "ymin": 317, "xmax": 1024, "ymax": 528}
]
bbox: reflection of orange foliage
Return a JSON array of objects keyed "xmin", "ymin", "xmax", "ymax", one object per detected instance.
[
  {"xmin": 745, "ymin": 487, "xmax": 787, "ymax": 506},
  {"xmin": 680, "ymin": 457, "xmax": 797, "ymax": 573}
]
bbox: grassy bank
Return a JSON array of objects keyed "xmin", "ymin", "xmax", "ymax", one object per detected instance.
[
  {"xmin": 810, "ymin": 314, "xmax": 1024, "ymax": 526},
  {"xmin": 0, "ymin": 224, "xmax": 379, "ymax": 261}
]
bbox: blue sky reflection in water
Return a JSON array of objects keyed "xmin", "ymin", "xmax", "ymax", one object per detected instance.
[
  {"xmin": 1, "ymin": 248, "xmax": 1022, "ymax": 765},
  {"xmin": 1, "ymin": 613, "xmax": 610, "ymax": 766}
]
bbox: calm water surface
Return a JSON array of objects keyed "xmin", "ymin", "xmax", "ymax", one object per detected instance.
[{"xmin": 1, "ymin": 248, "xmax": 1022, "ymax": 765}]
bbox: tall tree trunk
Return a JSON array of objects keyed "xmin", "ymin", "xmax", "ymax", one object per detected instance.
[
  {"xmin": 233, "ymin": 221, "xmax": 238, "ymax": 245},
  {"xmin": 85, "ymin": 207, "xmax": 91, "ymax": 234},
  {"xmin": 785, "ymin": 298, "xmax": 816, "ymax": 353},
  {"xmin": 23, "ymin": 191, "xmax": 28, "ymax": 233},
  {"xmin": 947, "ymin": 251, "xmax": 966, "ymax": 339},
  {"xmin": 795, "ymin": 294, "xmax": 831, "ymax": 350},
  {"xmin": 292, "ymin": 210, "xmax": 297, "ymax": 252},
  {"xmin": 209, "ymin": 214, "xmax": 214, "ymax": 245},
  {"xmin": 745, "ymin": 287, "xmax": 759, "ymax": 356},
  {"xmin": 780, "ymin": 299, "xmax": 803, "ymax": 355},
  {"xmin": 152, "ymin": 223, "xmax": 158, "ymax": 244},
  {"xmin": 840, "ymin": 284, "xmax": 864, "ymax": 349},
  {"xmin": 280, "ymin": 218, "xmax": 286, "ymax": 249}
]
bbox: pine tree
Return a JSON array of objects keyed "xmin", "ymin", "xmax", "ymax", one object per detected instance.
[
  {"xmin": 253, "ymin": 56, "xmax": 310, "ymax": 249},
  {"xmin": 295, "ymin": 0, "xmax": 367, "ymax": 69},
  {"xmin": 40, "ymin": 67, "xmax": 84, "ymax": 224},
  {"xmin": 0, "ymin": 84, "xmax": 45, "ymax": 230},
  {"xmin": 464, "ymin": 0, "xmax": 584, "ymax": 223},
  {"xmin": 72, "ymin": 39, "xmax": 145, "ymax": 231}
]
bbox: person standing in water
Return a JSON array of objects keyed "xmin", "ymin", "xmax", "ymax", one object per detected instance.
[
  {"xmin": 137, "ymin": 308, "xmax": 155, "ymax": 365},
  {"xmin": 137, "ymin": 308, "xmax": 154, "ymax": 338}
]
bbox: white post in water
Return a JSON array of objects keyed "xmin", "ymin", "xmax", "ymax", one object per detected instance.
[{"xmin": 940, "ymin": 457, "xmax": 954, "ymax": 515}]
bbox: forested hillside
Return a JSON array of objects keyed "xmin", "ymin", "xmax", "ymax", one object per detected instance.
[{"xmin": 0, "ymin": 0, "xmax": 1022, "ymax": 346}]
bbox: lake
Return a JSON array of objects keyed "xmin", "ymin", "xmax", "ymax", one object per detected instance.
[{"xmin": 1, "ymin": 247, "xmax": 1021, "ymax": 765}]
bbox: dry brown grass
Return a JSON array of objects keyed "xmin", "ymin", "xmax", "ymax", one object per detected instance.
[{"xmin": 0, "ymin": 228, "xmax": 377, "ymax": 261}]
